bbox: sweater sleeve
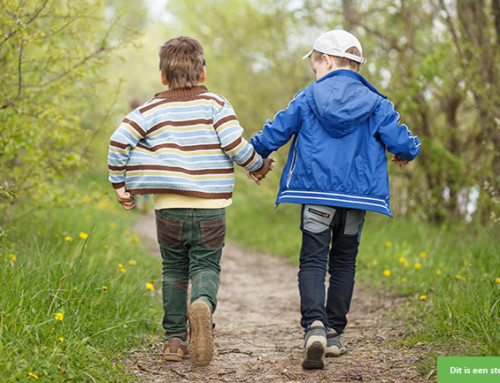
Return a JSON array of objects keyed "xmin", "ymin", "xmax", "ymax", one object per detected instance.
[
  {"xmin": 107, "ymin": 110, "xmax": 147, "ymax": 189},
  {"xmin": 213, "ymin": 100, "xmax": 263, "ymax": 172},
  {"xmin": 375, "ymin": 99, "xmax": 421, "ymax": 160},
  {"xmin": 250, "ymin": 93, "xmax": 303, "ymax": 158}
]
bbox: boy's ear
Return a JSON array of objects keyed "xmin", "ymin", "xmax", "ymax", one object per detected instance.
[
  {"xmin": 200, "ymin": 66, "xmax": 206, "ymax": 83},
  {"xmin": 322, "ymin": 54, "xmax": 334, "ymax": 70},
  {"xmin": 160, "ymin": 71, "xmax": 168, "ymax": 86}
]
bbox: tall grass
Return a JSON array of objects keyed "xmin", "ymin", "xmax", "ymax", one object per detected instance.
[
  {"xmin": 0, "ymin": 175, "xmax": 163, "ymax": 382},
  {"xmin": 227, "ymin": 176, "xmax": 500, "ymax": 362}
]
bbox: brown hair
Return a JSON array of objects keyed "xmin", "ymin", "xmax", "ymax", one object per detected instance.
[
  {"xmin": 159, "ymin": 36, "xmax": 205, "ymax": 89},
  {"xmin": 311, "ymin": 46, "xmax": 361, "ymax": 72}
]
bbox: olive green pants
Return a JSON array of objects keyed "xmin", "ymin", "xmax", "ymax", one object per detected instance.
[{"xmin": 156, "ymin": 208, "xmax": 226, "ymax": 341}]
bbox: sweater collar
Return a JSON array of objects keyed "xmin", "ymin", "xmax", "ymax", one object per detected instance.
[{"xmin": 154, "ymin": 85, "xmax": 208, "ymax": 99}]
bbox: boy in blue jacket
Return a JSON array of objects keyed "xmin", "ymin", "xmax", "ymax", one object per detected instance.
[{"xmin": 249, "ymin": 30, "xmax": 421, "ymax": 369}]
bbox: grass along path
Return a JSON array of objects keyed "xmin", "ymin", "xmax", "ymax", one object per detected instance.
[{"xmin": 126, "ymin": 211, "xmax": 433, "ymax": 382}]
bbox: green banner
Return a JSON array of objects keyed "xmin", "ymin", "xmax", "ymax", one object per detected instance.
[{"xmin": 438, "ymin": 357, "xmax": 500, "ymax": 383}]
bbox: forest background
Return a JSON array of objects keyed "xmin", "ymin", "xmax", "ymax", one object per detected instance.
[{"xmin": 0, "ymin": 0, "xmax": 498, "ymax": 381}]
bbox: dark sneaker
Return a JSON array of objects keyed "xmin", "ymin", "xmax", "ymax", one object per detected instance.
[
  {"xmin": 188, "ymin": 300, "xmax": 214, "ymax": 367},
  {"xmin": 326, "ymin": 329, "xmax": 346, "ymax": 357},
  {"xmin": 163, "ymin": 337, "xmax": 188, "ymax": 362},
  {"xmin": 301, "ymin": 320, "xmax": 327, "ymax": 369}
]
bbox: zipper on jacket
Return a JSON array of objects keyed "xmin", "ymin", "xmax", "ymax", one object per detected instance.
[{"xmin": 286, "ymin": 136, "xmax": 298, "ymax": 188}]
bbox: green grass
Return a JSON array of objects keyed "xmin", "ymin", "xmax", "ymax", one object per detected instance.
[
  {"xmin": 227, "ymin": 177, "xmax": 500, "ymax": 366},
  {"xmin": 0, "ymin": 175, "xmax": 163, "ymax": 382}
]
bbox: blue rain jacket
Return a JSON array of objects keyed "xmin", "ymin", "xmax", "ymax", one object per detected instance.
[{"xmin": 250, "ymin": 69, "xmax": 421, "ymax": 217}]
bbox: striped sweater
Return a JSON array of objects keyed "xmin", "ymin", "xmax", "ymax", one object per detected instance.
[{"xmin": 108, "ymin": 86, "xmax": 263, "ymax": 199}]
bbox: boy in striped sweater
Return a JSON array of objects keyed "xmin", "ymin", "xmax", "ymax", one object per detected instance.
[{"xmin": 108, "ymin": 36, "xmax": 272, "ymax": 367}]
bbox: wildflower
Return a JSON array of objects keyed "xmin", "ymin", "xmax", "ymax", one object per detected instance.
[
  {"xmin": 456, "ymin": 275, "xmax": 462, "ymax": 280},
  {"xmin": 83, "ymin": 195, "xmax": 91, "ymax": 203},
  {"xmin": 372, "ymin": 260, "xmax": 378, "ymax": 266},
  {"xmin": 102, "ymin": 286, "xmax": 108, "ymax": 291},
  {"xmin": 9, "ymin": 253, "xmax": 16, "ymax": 262},
  {"xmin": 79, "ymin": 232, "xmax": 88, "ymax": 239},
  {"xmin": 399, "ymin": 257, "xmax": 406, "ymax": 263},
  {"xmin": 146, "ymin": 283, "xmax": 154, "ymax": 291},
  {"xmin": 403, "ymin": 262, "xmax": 409, "ymax": 267},
  {"xmin": 28, "ymin": 372, "xmax": 38, "ymax": 379},
  {"xmin": 55, "ymin": 313, "xmax": 64, "ymax": 321},
  {"xmin": 110, "ymin": 223, "xmax": 117, "ymax": 230},
  {"xmin": 495, "ymin": 278, "xmax": 500, "ymax": 284},
  {"xmin": 401, "ymin": 278, "xmax": 407, "ymax": 283},
  {"xmin": 385, "ymin": 241, "xmax": 393, "ymax": 248},
  {"xmin": 129, "ymin": 260, "xmax": 137, "ymax": 266},
  {"xmin": 118, "ymin": 263, "xmax": 123, "ymax": 268},
  {"xmin": 104, "ymin": 244, "xmax": 109, "ymax": 250},
  {"xmin": 65, "ymin": 236, "xmax": 73, "ymax": 242},
  {"xmin": 120, "ymin": 268, "xmax": 126, "ymax": 273},
  {"xmin": 383, "ymin": 269, "xmax": 391, "ymax": 277},
  {"xmin": 133, "ymin": 234, "xmax": 140, "ymax": 244},
  {"xmin": 58, "ymin": 337, "xmax": 64, "ymax": 342},
  {"xmin": 419, "ymin": 252, "xmax": 427, "ymax": 258},
  {"xmin": 419, "ymin": 295, "xmax": 427, "ymax": 300},
  {"xmin": 436, "ymin": 269, "xmax": 441, "ymax": 275},
  {"xmin": 415, "ymin": 263, "xmax": 421, "ymax": 269}
]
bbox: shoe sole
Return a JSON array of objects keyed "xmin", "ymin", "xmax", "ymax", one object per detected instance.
[
  {"xmin": 325, "ymin": 347, "xmax": 346, "ymax": 357},
  {"xmin": 302, "ymin": 340, "xmax": 325, "ymax": 369},
  {"xmin": 188, "ymin": 301, "xmax": 213, "ymax": 367},
  {"xmin": 163, "ymin": 353, "xmax": 183, "ymax": 362}
]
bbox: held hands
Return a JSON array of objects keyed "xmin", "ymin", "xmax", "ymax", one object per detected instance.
[
  {"xmin": 247, "ymin": 157, "xmax": 275, "ymax": 185},
  {"xmin": 391, "ymin": 155, "xmax": 410, "ymax": 167},
  {"xmin": 114, "ymin": 186, "xmax": 136, "ymax": 210}
]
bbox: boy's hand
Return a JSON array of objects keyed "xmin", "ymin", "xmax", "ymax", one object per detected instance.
[
  {"xmin": 247, "ymin": 157, "xmax": 275, "ymax": 185},
  {"xmin": 114, "ymin": 186, "xmax": 136, "ymax": 210},
  {"xmin": 391, "ymin": 155, "xmax": 410, "ymax": 167}
]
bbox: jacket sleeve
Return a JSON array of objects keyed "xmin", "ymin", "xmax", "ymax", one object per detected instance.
[
  {"xmin": 250, "ymin": 93, "xmax": 303, "ymax": 158},
  {"xmin": 374, "ymin": 99, "xmax": 421, "ymax": 160},
  {"xmin": 213, "ymin": 100, "xmax": 263, "ymax": 172},
  {"xmin": 107, "ymin": 110, "xmax": 147, "ymax": 189}
]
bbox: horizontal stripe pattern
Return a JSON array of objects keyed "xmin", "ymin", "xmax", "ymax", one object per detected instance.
[
  {"xmin": 277, "ymin": 189, "xmax": 392, "ymax": 217},
  {"xmin": 108, "ymin": 86, "xmax": 263, "ymax": 198}
]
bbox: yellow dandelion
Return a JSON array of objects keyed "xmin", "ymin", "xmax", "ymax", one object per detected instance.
[
  {"xmin": 129, "ymin": 260, "xmax": 137, "ymax": 266},
  {"xmin": 104, "ymin": 244, "xmax": 109, "ymax": 249},
  {"xmin": 79, "ymin": 232, "xmax": 88, "ymax": 239},
  {"xmin": 133, "ymin": 234, "xmax": 140, "ymax": 244},
  {"xmin": 146, "ymin": 282, "xmax": 155, "ymax": 291},
  {"xmin": 436, "ymin": 269, "xmax": 441, "ymax": 275},
  {"xmin": 157, "ymin": 290, "xmax": 162, "ymax": 295},
  {"xmin": 118, "ymin": 264, "xmax": 123, "ymax": 268},
  {"xmin": 385, "ymin": 241, "xmax": 393, "ymax": 248},
  {"xmin": 399, "ymin": 257, "xmax": 406, "ymax": 263},
  {"xmin": 419, "ymin": 252, "xmax": 427, "ymax": 258},
  {"xmin": 102, "ymin": 286, "xmax": 108, "ymax": 291},
  {"xmin": 495, "ymin": 278, "xmax": 500, "ymax": 283},
  {"xmin": 55, "ymin": 313, "xmax": 64, "ymax": 321},
  {"xmin": 456, "ymin": 275, "xmax": 462, "ymax": 280},
  {"xmin": 115, "ymin": 243, "xmax": 121, "ymax": 248},
  {"xmin": 419, "ymin": 295, "xmax": 427, "ymax": 300},
  {"xmin": 415, "ymin": 263, "xmax": 421, "ymax": 269},
  {"xmin": 404, "ymin": 262, "xmax": 409, "ymax": 267},
  {"xmin": 28, "ymin": 372, "xmax": 38, "ymax": 379},
  {"xmin": 120, "ymin": 268, "xmax": 126, "ymax": 273},
  {"xmin": 9, "ymin": 254, "xmax": 16, "ymax": 262},
  {"xmin": 110, "ymin": 223, "xmax": 117, "ymax": 230},
  {"xmin": 383, "ymin": 269, "xmax": 391, "ymax": 277},
  {"xmin": 401, "ymin": 278, "xmax": 407, "ymax": 283},
  {"xmin": 372, "ymin": 260, "xmax": 379, "ymax": 266},
  {"xmin": 58, "ymin": 337, "xmax": 64, "ymax": 342},
  {"xmin": 83, "ymin": 195, "xmax": 91, "ymax": 203},
  {"xmin": 65, "ymin": 236, "xmax": 73, "ymax": 242}
]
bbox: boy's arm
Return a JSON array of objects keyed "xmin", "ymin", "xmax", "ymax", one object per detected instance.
[
  {"xmin": 213, "ymin": 102, "xmax": 264, "ymax": 172},
  {"xmin": 375, "ymin": 100, "xmax": 421, "ymax": 161},
  {"xmin": 250, "ymin": 94, "xmax": 303, "ymax": 158},
  {"xmin": 107, "ymin": 111, "xmax": 147, "ymax": 189}
]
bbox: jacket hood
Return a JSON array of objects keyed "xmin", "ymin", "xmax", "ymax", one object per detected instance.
[{"xmin": 305, "ymin": 70, "xmax": 386, "ymax": 138}]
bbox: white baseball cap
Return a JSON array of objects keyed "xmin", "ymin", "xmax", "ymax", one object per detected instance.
[{"xmin": 302, "ymin": 30, "xmax": 367, "ymax": 64}]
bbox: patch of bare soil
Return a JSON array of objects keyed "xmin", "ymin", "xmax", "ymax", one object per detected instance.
[{"xmin": 127, "ymin": 212, "xmax": 434, "ymax": 382}]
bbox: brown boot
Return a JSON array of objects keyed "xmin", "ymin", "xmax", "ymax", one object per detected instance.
[
  {"xmin": 163, "ymin": 337, "xmax": 188, "ymax": 362},
  {"xmin": 188, "ymin": 300, "xmax": 214, "ymax": 367}
]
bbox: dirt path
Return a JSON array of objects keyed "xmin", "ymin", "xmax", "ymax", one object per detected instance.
[{"xmin": 126, "ymin": 212, "xmax": 433, "ymax": 382}]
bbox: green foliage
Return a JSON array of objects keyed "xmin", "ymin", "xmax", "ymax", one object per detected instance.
[
  {"xmin": 0, "ymin": 174, "xmax": 162, "ymax": 381},
  {"xmin": 0, "ymin": 0, "xmax": 141, "ymax": 228}
]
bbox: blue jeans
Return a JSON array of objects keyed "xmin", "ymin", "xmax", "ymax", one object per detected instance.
[{"xmin": 298, "ymin": 205, "xmax": 366, "ymax": 334}]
